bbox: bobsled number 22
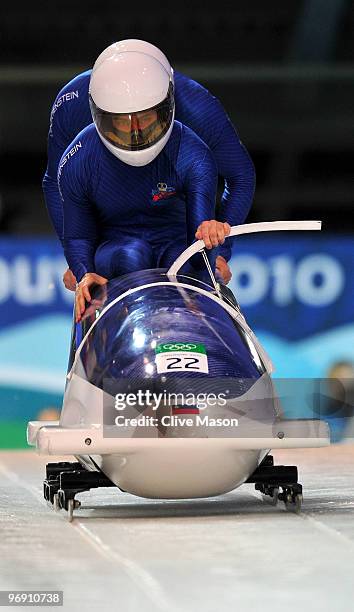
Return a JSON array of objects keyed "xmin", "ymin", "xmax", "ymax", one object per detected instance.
[{"xmin": 155, "ymin": 349, "xmax": 209, "ymax": 374}]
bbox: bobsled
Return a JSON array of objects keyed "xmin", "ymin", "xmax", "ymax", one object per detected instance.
[{"xmin": 28, "ymin": 221, "xmax": 330, "ymax": 521}]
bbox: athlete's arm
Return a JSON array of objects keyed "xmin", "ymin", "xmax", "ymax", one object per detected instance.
[
  {"xmin": 183, "ymin": 143, "xmax": 230, "ymax": 273},
  {"xmin": 44, "ymin": 115, "xmax": 81, "ymax": 291},
  {"xmin": 42, "ymin": 116, "xmax": 69, "ymax": 243},
  {"xmin": 43, "ymin": 74, "xmax": 92, "ymax": 289},
  {"xmin": 42, "ymin": 73, "xmax": 92, "ymax": 244},
  {"xmin": 58, "ymin": 142, "xmax": 98, "ymax": 284},
  {"xmin": 60, "ymin": 155, "xmax": 108, "ymax": 321},
  {"xmin": 42, "ymin": 90, "xmax": 80, "ymax": 290},
  {"xmin": 175, "ymin": 73, "xmax": 255, "ymax": 262},
  {"xmin": 183, "ymin": 146, "xmax": 217, "ymax": 240},
  {"xmin": 212, "ymin": 119, "xmax": 256, "ymax": 261}
]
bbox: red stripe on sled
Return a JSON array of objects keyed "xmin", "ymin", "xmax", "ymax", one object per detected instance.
[{"xmin": 172, "ymin": 406, "xmax": 200, "ymax": 415}]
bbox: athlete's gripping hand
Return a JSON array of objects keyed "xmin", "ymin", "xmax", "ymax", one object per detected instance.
[
  {"xmin": 216, "ymin": 255, "xmax": 232, "ymax": 284},
  {"xmin": 63, "ymin": 268, "xmax": 77, "ymax": 292},
  {"xmin": 195, "ymin": 220, "xmax": 231, "ymax": 249},
  {"xmin": 75, "ymin": 273, "xmax": 108, "ymax": 322}
]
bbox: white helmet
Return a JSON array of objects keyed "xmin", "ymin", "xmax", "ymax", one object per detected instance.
[
  {"xmin": 92, "ymin": 39, "xmax": 174, "ymax": 83},
  {"xmin": 89, "ymin": 44, "xmax": 175, "ymax": 166}
]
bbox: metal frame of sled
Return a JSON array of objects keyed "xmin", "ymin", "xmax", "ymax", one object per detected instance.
[{"xmin": 27, "ymin": 419, "xmax": 329, "ymax": 455}]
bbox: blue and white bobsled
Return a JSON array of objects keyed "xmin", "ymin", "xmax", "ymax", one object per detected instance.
[{"xmin": 28, "ymin": 222, "xmax": 329, "ymax": 519}]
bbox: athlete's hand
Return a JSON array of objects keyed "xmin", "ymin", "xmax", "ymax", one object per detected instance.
[
  {"xmin": 216, "ymin": 255, "xmax": 232, "ymax": 284},
  {"xmin": 75, "ymin": 273, "xmax": 108, "ymax": 322},
  {"xmin": 195, "ymin": 221, "xmax": 231, "ymax": 249},
  {"xmin": 63, "ymin": 268, "xmax": 77, "ymax": 292}
]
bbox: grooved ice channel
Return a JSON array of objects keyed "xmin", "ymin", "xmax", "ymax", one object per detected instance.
[{"xmin": 0, "ymin": 445, "xmax": 354, "ymax": 612}]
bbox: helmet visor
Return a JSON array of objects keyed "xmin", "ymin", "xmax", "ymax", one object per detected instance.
[{"xmin": 90, "ymin": 83, "xmax": 174, "ymax": 151}]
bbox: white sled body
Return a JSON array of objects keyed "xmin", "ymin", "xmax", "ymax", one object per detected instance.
[{"xmin": 28, "ymin": 222, "xmax": 329, "ymax": 499}]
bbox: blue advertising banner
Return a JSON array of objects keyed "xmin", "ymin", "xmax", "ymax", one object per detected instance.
[
  {"xmin": 228, "ymin": 234, "xmax": 354, "ymax": 380},
  {"xmin": 1, "ymin": 235, "xmax": 352, "ymax": 335},
  {"xmin": 0, "ymin": 239, "xmax": 73, "ymax": 438},
  {"xmin": 229, "ymin": 235, "xmax": 352, "ymax": 340},
  {"xmin": 0, "ymin": 238, "xmax": 73, "ymax": 327}
]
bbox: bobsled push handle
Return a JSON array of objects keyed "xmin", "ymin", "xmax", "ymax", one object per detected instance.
[{"xmin": 167, "ymin": 220, "xmax": 322, "ymax": 277}]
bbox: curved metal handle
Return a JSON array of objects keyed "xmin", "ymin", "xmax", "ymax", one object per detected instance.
[{"xmin": 167, "ymin": 220, "xmax": 322, "ymax": 277}]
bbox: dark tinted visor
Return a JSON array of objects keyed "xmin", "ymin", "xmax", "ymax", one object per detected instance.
[{"xmin": 90, "ymin": 82, "xmax": 174, "ymax": 151}]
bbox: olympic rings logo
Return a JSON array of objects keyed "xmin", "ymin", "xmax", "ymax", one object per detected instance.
[{"xmin": 162, "ymin": 343, "xmax": 197, "ymax": 351}]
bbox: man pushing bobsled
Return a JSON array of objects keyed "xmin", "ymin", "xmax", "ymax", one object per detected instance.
[
  {"xmin": 43, "ymin": 39, "xmax": 256, "ymax": 293},
  {"xmin": 30, "ymin": 42, "xmax": 328, "ymax": 518},
  {"xmin": 57, "ymin": 44, "xmax": 231, "ymax": 321}
]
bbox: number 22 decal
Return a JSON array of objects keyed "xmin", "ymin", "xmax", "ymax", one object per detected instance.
[{"xmin": 166, "ymin": 357, "xmax": 201, "ymax": 370}]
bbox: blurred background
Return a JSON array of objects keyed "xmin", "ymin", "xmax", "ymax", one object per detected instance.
[{"xmin": 0, "ymin": 0, "xmax": 353, "ymax": 447}]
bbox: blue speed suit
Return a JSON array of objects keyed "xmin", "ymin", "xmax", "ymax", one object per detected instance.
[
  {"xmin": 58, "ymin": 122, "xmax": 218, "ymax": 282},
  {"xmin": 43, "ymin": 70, "xmax": 255, "ymax": 264}
]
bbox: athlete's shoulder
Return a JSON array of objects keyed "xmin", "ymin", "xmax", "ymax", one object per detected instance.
[
  {"xmin": 165, "ymin": 120, "xmax": 208, "ymax": 155},
  {"xmin": 55, "ymin": 69, "xmax": 91, "ymax": 101},
  {"xmin": 49, "ymin": 70, "xmax": 92, "ymax": 140},
  {"xmin": 175, "ymin": 70, "xmax": 225, "ymax": 111},
  {"xmin": 178, "ymin": 120, "xmax": 211, "ymax": 151},
  {"xmin": 58, "ymin": 124, "xmax": 100, "ymax": 172},
  {"xmin": 170, "ymin": 121, "xmax": 217, "ymax": 181},
  {"xmin": 65, "ymin": 123, "xmax": 98, "ymax": 149},
  {"xmin": 174, "ymin": 70, "xmax": 210, "ymax": 97},
  {"xmin": 174, "ymin": 70, "xmax": 230, "ymax": 144}
]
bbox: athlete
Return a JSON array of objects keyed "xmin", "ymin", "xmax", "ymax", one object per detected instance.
[
  {"xmin": 58, "ymin": 49, "xmax": 230, "ymax": 321},
  {"xmin": 43, "ymin": 39, "xmax": 255, "ymax": 289}
]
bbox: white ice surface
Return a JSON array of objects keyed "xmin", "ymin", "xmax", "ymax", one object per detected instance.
[{"xmin": 0, "ymin": 446, "xmax": 354, "ymax": 612}]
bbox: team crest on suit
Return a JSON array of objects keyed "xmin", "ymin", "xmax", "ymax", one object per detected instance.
[{"xmin": 152, "ymin": 182, "xmax": 177, "ymax": 203}]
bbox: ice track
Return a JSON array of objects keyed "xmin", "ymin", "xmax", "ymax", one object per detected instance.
[{"xmin": 1, "ymin": 445, "xmax": 354, "ymax": 612}]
